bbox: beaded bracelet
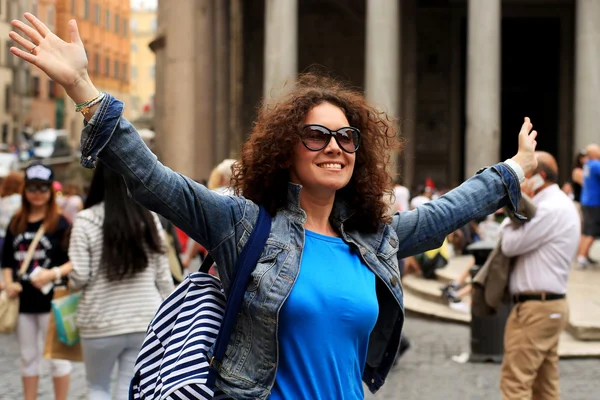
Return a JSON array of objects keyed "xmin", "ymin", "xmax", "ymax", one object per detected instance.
[{"xmin": 75, "ymin": 91, "xmax": 105, "ymax": 114}]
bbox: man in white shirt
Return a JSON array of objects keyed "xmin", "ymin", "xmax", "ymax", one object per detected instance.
[{"xmin": 499, "ymin": 152, "xmax": 580, "ymax": 399}]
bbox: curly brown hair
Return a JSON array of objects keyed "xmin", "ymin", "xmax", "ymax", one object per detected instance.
[{"xmin": 231, "ymin": 73, "xmax": 399, "ymax": 233}]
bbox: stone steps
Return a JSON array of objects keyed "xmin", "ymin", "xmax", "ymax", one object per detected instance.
[
  {"xmin": 402, "ymin": 274, "xmax": 453, "ymax": 305},
  {"xmin": 403, "ymin": 289, "xmax": 600, "ymax": 358},
  {"xmin": 434, "ymin": 254, "xmax": 475, "ymax": 283},
  {"xmin": 402, "ymin": 242, "xmax": 600, "ymax": 357},
  {"xmin": 429, "ymin": 253, "xmax": 600, "ymax": 341},
  {"xmin": 403, "ymin": 288, "xmax": 470, "ymax": 323}
]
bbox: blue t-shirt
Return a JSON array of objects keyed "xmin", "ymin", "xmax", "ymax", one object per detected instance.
[
  {"xmin": 582, "ymin": 160, "xmax": 600, "ymax": 206},
  {"xmin": 269, "ymin": 230, "xmax": 379, "ymax": 400}
]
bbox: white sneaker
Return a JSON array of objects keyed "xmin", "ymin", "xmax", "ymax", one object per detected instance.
[
  {"xmin": 449, "ymin": 301, "xmax": 471, "ymax": 314},
  {"xmin": 576, "ymin": 256, "xmax": 590, "ymax": 270},
  {"xmin": 576, "ymin": 263, "xmax": 588, "ymax": 270}
]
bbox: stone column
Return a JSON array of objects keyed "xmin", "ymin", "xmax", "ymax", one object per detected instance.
[
  {"xmin": 401, "ymin": 0, "xmax": 416, "ymax": 189},
  {"xmin": 365, "ymin": 0, "xmax": 400, "ymax": 172},
  {"xmin": 574, "ymin": 0, "xmax": 600, "ymax": 152},
  {"xmin": 194, "ymin": 0, "xmax": 215, "ymax": 180},
  {"xmin": 464, "ymin": 0, "xmax": 501, "ymax": 177},
  {"xmin": 213, "ymin": 0, "xmax": 230, "ymax": 163},
  {"xmin": 150, "ymin": 0, "xmax": 167, "ymax": 160},
  {"xmin": 229, "ymin": 0, "xmax": 244, "ymax": 157},
  {"xmin": 163, "ymin": 0, "xmax": 211, "ymax": 179},
  {"xmin": 365, "ymin": 0, "xmax": 400, "ymax": 118},
  {"xmin": 263, "ymin": 0, "xmax": 297, "ymax": 99}
]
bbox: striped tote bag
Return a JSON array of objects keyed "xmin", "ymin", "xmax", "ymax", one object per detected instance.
[{"xmin": 129, "ymin": 207, "xmax": 271, "ymax": 399}]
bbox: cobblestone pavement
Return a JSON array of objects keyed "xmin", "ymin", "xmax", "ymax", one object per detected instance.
[
  {"xmin": 0, "ymin": 316, "xmax": 598, "ymax": 399},
  {"xmin": 365, "ymin": 316, "xmax": 600, "ymax": 400}
]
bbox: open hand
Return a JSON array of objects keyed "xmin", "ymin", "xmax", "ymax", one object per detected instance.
[
  {"xmin": 511, "ymin": 117, "xmax": 538, "ymax": 176},
  {"xmin": 9, "ymin": 13, "xmax": 91, "ymax": 97}
]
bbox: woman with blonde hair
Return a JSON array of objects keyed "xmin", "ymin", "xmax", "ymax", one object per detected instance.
[
  {"xmin": 183, "ymin": 159, "xmax": 238, "ymax": 271},
  {"xmin": 207, "ymin": 159, "xmax": 236, "ymax": 194}
]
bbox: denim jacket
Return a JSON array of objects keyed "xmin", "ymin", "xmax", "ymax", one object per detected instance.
[{"xmin": 80, "ymin": 94, "xmax": 523, "ymax": 399}]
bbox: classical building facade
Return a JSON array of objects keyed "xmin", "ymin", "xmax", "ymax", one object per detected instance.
[
  {"xmin": 129, "ymin": 1, "xmax": 156, "ymax": 123},
  {"xmin": 56, "ymin": 0, "xmax": 131, "ymax": 145},
  {"xmin": 3, "ymin": 0, "xmax": 58, "ymax": 141},
  {"xmin": 0, "ymin": 0, "xmax": 14, "ymax": 144},
  {"xmin": 151, "ymin": 0, "xmax": 600, "ymax": 188}
]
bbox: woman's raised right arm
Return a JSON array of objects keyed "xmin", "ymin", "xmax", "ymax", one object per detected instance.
[
  {"xmin": 83, "ymin": 94, "xmax": 246, "ymax": 250},
  {"xmin": 8, "ymin": 14, "xmax": 245, "ymax": 249}
]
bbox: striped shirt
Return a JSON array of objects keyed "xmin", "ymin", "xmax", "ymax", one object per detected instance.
[{"xmin": 68, "ymin": 203, "xmax": 175, "ymax": 339}]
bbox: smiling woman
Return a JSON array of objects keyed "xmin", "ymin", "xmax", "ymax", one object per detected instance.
[
  {"xmin": 233, "ymin": 74, "xmax": 397, "ymax": 233},
  {"xmin": 7, "ymin": 13, "xmax": 540, "ymax": 400}
]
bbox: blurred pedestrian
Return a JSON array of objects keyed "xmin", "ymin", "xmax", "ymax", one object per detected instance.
[
  {"xmin": 570, "ymin": 149, "xmax": 586, "ymax": 204},
  {"xmin": 385, "ymin": 177, "xmax": 410, "ymax": 215},
  {"xmin": 409, "ymin": 185, "xmax": 432, "ymax": 209},
  {"xmin": 207, "ymin": 158, "xmax": 236, "ymax": 195},
  {"xmin": 1, "ymin": 164, "xmax": 72, "ymax": 400},
  {"xmin": 66, "ymin": 160, "xmax": 174, "ymax": 400},
  {"xmin": 499, "ymin": 152, "xmax": 580, "ymax": 399},
  {"xmin": 182, "ymin": 159, "xmax": 237, "ymax": 273},
  {"xmin": 9, "ymin": 15, "xmax": 539, "ymax": 398},
  {"xmin": 577, "ymin": 144, "xmax": 600, "ymax": 268},
  {"xmin": 57, "ymin": 182, "xmax": 83, "ymax": 222}
]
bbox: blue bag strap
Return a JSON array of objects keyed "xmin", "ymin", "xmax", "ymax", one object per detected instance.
[{"xmin": 207, "ymin": 206, "xmax": 271, "ymax": 384}]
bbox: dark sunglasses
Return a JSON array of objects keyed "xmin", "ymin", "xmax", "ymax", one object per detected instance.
[
  {"xmin": 298, "ymin": 124, "xmax": 361, "ymax": 154},
  {"xmin": 26, "ymin": 184, "xmax": 50, "ymax": 193}
]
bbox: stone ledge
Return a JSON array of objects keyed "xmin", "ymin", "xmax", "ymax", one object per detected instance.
[
  {"xmin": 403, "ymin": 289, "xmax": 470, "ymax": 323},
  {"xmin": 402, "ymin": 274, "xmax": 451, "ymax": 305},
  {"xmin": 434, "ymin": 255, "xmax": 475, "ymax": 283},
  {"xmin": 403, "ymin": 289, "xmax": 600, "ymax": 358},
  {"xmin": 428, "ymin": 250, "xmax": 600, "ymax": 341}
]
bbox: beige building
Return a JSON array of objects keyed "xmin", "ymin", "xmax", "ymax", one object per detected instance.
[
  {"xmin": 0, "ymin": 0, "xmax": 14, "ymax": 144},
  {"xmin": 2, "ymin": 0, "xmax": 58, "ymax": 145},
  {"xmin": 56, "ymin": 0, "xmax": 131, "ymax": 146},
  {"xmin": 151, "ymin": 0, "xmax": 600, "ymax": 188},
  {"xmin": 129, "ymin": 1, "xmax": 156, "ymax": 124}
]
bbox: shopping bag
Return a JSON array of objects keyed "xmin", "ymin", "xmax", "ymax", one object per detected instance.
[
  {"xmin": 0, "ymin": 291, "xmax": 19, "ymax": 334},
  {"xmin": 51, "ymin": 291, "xmax": 82, "ymax": 345},
  {"xmin": 43, "ymin": 310, "xmax": 83, "ymax": 362},
  {"xmin": 43, "ymin": 287, "xmax": 83, "ymax": 362}
]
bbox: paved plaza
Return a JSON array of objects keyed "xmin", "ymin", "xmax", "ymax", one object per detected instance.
[{"xmin": 0, "ymin": 315, "xmax": 598, "ymax": 399}]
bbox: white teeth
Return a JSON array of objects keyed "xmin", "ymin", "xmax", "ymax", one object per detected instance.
[{"xmin": 318, "ymin": 163, "xmax": 342, "ymax": 170}]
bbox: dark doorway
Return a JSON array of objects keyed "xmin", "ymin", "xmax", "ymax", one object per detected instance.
[{"xmin": 501, "ymin": 18, "xmax": 561, "ymax": 161}]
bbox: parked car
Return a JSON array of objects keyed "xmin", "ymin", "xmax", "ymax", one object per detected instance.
[{"xmin": 32, "ymin": 129, "xmax": 72, "ymax": 159}]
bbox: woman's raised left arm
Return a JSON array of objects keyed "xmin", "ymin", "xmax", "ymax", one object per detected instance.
[{"xmin": 393, "ymin": 118, "xmax": 538, "ymax": 259}]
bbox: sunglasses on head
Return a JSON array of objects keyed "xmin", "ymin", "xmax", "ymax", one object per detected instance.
[
  {"xmin": 298, "ymin": 124, "xmax": 361, "ymax": 154},
  {"xmin": 25, "ymin": 184, "xmax": 50, "ymax": 193}
]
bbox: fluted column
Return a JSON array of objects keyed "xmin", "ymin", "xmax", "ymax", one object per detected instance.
[
  {"xmin": 263, "ymin": 0, "xmax": 298, "ymax": 99},
  {"xmin": 464, "ymin": 0, "xmax": 501, "ymax": 177},
  {"xmin": 163, "ymin": 0, "xmax": 197, "ymax": 178},
  {"xmin": 365, "ymin": 0, "xmax": 400, "ymax": 171},
  {"xmin": 365, "ymin": 0, "xmax": 400, "ymax": 119},
  {"xmin": 574, "ymin": 0, "xmax": 600, "ymax": 152}
]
